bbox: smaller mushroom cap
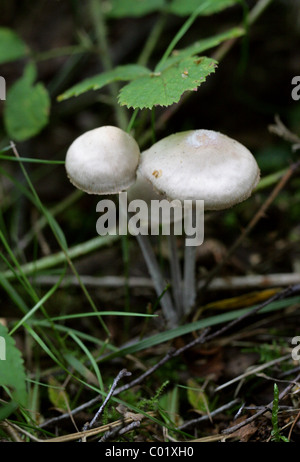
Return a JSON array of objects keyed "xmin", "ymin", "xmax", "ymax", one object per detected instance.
[
  {"xmin": 138, "ymin": 129, "xmax": 260, "ymax": 210},
  {"xmin": 65, "ymin": 125, "xmax": 140, "ymax": 195}
]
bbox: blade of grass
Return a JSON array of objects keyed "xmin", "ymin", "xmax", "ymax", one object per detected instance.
[
  {"xmin": 98, "ymin": 295, "xmax": 300, "ymax": 362},
  {"xmin": 9, "ymin": 272, "xmax": 65, "ymax": 335},
  {"xmin": 10, "ymin": 142, "xmax": 111, "ymax": 336},
  {"xmin": 68, "ymin": 332, "xmax": 104, "ymax": 392},
  {"xmin": 0, "ymin": 154, "xmax": 65, "ymax": 164}
]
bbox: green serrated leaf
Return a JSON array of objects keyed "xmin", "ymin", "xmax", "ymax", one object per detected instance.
[
  {"xmin": 118, "ymin": 56, "xmax": 217, "ymax": 109},
  {"xmin": 0, "ymin": 27, "xmax": 28, "ymax": 64},
  {"xmin": 169, "ymin": 0, "xmax": 240, "ymax": 16},
  {"xmin": 0, "ymin": 324, "xmax": 28, "ymax": 407},
  {"xmin": 106, "ymin": 0, "xmax": 166, "ymax": 18},
  {"xmin": 4, "ymin": 63, "xmax": 51, "ymax": 142},
  {"xmin": 58, "ymin": 64, "xmax": 149, "ymax": 101}
]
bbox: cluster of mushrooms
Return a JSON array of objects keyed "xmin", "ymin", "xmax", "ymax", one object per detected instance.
[{"xmin": 65, "ymin": 125, "xmax": 260, "ymax": 328}]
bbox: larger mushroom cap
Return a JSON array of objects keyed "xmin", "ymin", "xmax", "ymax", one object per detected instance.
[
  {"xmin": 65, "ymin": 125, "xmax": 140, "ymax": 195},
  {"xmin": 138, "ymin": 129, "xmax": 260, "ymax": 210}
]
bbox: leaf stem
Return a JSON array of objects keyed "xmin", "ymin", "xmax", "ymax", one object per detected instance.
[{"xmin": 155, "ymin": 1, "xmax": 211, "ymax": 71}]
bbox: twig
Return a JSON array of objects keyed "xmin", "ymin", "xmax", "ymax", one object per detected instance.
[
  {"xmin": 268, "ymin": 114, "xmax": 300, "ymax": 146},
  {"xmin": 33, "ymin": 272, "xmax": 300, "ymax": 292},
  {"xmin": 214, "ymin": 354, "xmax": 292, "ymax": 393},
  {"xmin": 99, "ymin": 420, "xmax": 141, "ymax": 442},
  {"xmin": 222, "ymin": 371, "xmax": 300, "ymax": 435},
  {"xmin": 178, "ymin": 399, "xmax": 240, "ymax": 431},
  {"xmin": 39, "ymin": 284, "xmax": 300, "ymax": 429},
  {"xmin": 86, "ymin": 369, "xmax": 131, "ymax": 430},
  {"xmin": 43, "ymin": 412, "xmax": 156, "ymax": 442},
  {"xmin": 201, "ymin": 160, "xmax": 300, "ymax": 293},
  {"xmin": 113, "ymin": 328, "xmax": 210, "ymax": 396}
]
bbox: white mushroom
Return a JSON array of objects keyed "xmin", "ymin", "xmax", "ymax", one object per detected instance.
[
  {"xmin": 65, "ymin": 125, "xmax": 176, "ymax": 327},
  {"xmin": 138, "ymin": 129, "xmax": 260, "ymax": 316},
  {"xmin": 65, "ymin": 125, "xmax": 140, "ymax": 194}
]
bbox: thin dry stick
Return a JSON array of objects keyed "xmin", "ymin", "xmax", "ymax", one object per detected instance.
[
  {"xmin": 288, "ymin": 409, "xmax": 300, "ymax": 441},
  {"xmin": 222, "ymin": 371, "xmax": 300, "ymax": 435},
  {"xmin": 113, "ymin": 328, "xmax": 210, "ymax": 396},
  {"xmin": 99, "ymin": 420, "xmax": 141, "ymax": 442},
  {"xmin": 39, "ymin": 284, "xmax": 300, "ymax": 430},
  {"xmin": 33, "ymin": 272, "xmax": 300, "ymax": 292},
  {"xmin": 201, "ymin": 160, "xmax": 300, "ymax": 293},
  {"xmin": 178, "ymin": 399, "xmax": 240, "ymax": 431},
  {"xmin": 86, "ymin": 369, "xmax": 131, "ymax": 430}
]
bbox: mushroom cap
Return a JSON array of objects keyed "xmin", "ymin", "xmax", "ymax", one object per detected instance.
[
  {"xmin": 138, "ymin": 129, "xmax": 260, "ymax": 210},
  {"xmin": 65, "ymin": 126, "xmax": 140, "ymax": 194}
]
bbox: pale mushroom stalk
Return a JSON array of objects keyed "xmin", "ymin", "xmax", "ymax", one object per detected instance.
[
  {"xmin": 138, "ymin": 129, "xmax": 261, "ymax": 322},
  {"xmin": 127, "ymin": 170, "xmax": 181, "ymax": 324},
  {"xmin": 65, "ymin": 125, "xmax": 178, "ymax": 328},
  {"xmin": 136, "ymin": 233, "xmax": 177, "ymax": 327},
  {"xmin": 167, "ymin": 230, "xmax": 184, "ymax": 317},
  {"xmin": 183, "ymin": 240, "xmax": 197, "ymax": 315}
]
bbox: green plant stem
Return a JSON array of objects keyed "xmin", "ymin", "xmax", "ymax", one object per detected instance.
[
  {"xmin": 137, "ymin": 14, "xmax": 167, "ymax": 67},
  {"xmin": 18, "ymin": 189, "xmax": 83, "ymax": 252},
  {"xmin": 155, "ymin": 1, "xmax": 211, "ymax": 71},
  {"xmin": 2, "ymin": 233, "xmax": 119, "ymax": 280},
  {"xmin": 89, "ymin": 0, "xmax": 128, "ymax": 130},
  {"xmin": 248, "ymin": 0, "xmax": 274, "ymax": 25}
]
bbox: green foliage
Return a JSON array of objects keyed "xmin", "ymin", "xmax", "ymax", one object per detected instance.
[
  {"xmin": 186, "ymin": 379, "xmax": 210, "ymax": 414},
  {"xmin": 168, "ymin": 0, "xmax": 240, "ymax": 16},
  {"xmin": 106, "ymin": 0, "xmax": 165, "ymax": 18},
  {"xmin": 105, "ymin": 0, "xmax": 240, "ymax": 18},
  {"xmin": 4, "ymin": 63, "xmax": 51, "ymax": 141},
  {"xmin": 0, "ymin": 27, "xmax": 28, "ymax": 64},
  {"xmin": 58, "ymin": 26, "xmax": 242, "ymax": 109},
  {"xmin": 0, "ymin": 323, "xmax": 28, "ymax": 413},
  {"xmin": 242, "ymin": 340, "xmax": 284, "ymax": 364},
  {"xmin": 118, "ymin": 56, "xmax": 217, "ymax": 109},
  {"xmin": 271, "ymin": 383, "xmax": 289, "ymax": 442},
  {"xmin": 138, "ymin": 380, "xmax": 170, "ymax": 411},
  {"xmin": 57, "ymin": 64, "xmax": 149, "ymax": 101}
]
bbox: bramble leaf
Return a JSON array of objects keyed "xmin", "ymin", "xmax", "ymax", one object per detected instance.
[
  {"xmin": 0, "ymin": 323, "xmax": 28, "ymax": 409},
  {"xmin": 118, "ymin": 56, "xmax": 217, "ymax": 109},
  {"xmin": 4, "ymin": 63, "xmax": 51, "ymax": 141},
  {"xmin": 169, "ymin": 0, "xmax": 240, "ymax": 16},
  {"xmin": 0, "ymin": 27, "xmax": 28, "ymax": 64},
  {"xmin": 57, "ymin": 64, "xmax": 149, "ymax": 101}
]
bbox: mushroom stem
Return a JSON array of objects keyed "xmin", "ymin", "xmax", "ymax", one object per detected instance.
[
  {"xmin": 167, "ymin": 231, "xmax": 183, "ymax": 318},
  {"xmin": 135, "ymin": 233, "xmax": 177, "ymax": 327},
  {"xmin": 183, "ymin": 243, "xmax": 197, "ymax": 315}
]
